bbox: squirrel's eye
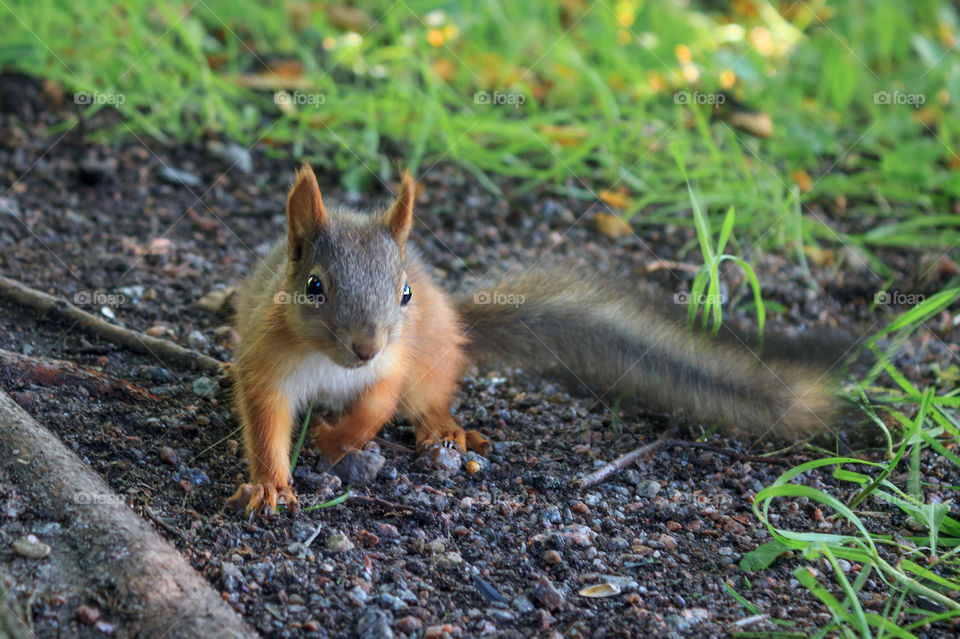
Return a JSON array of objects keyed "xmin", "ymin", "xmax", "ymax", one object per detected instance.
[
  {"xmin": 401, "ymin": 283, "xmax": 412, "ymax": 306},
  {"xmin": 305, "ymin": 275, "xmax": 324, "ymax": 299}
]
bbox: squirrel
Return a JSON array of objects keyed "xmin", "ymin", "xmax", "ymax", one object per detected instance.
[{"xmin": 226, "ymin": 164, "xmax": 839, "ymax": 516}]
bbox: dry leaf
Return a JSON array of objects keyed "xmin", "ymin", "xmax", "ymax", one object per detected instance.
[
  {"xmin": 792, "ymin": 170, "xmax": 813, "ymax": 192},
  {"xmin": 324, "ymin": 4, "xmax": 373, "ymax": 32},
  {"xmin": 539, "ymin": 124, "xmax": 588, "ymax": 147},
  {"xmin": 803, "ymin": 245, "xmax": 835, "ymax": 267},
  {"xmin": 595, "ymin": 212, "xmax": 632, "ymax": 239},
  {"xmin": 197, "ymin": 287, "xmax": 237, "ymax": 314},
  {"xmin": 599, "ymin": 189, "xmax": 633, "ymax": 210},
  {"xmin": 729, "ymin": 110, "xmax": 773, "ymax": 138},
  {"xmin": 431, "ymin": 59, "xmax": 456, "ymax": 82},
  {"xmin": 232, "ymin": 60, "xmax": 314, "ymax": 91},
  {"xmin": 579, "ymin": 583, "xmax": 621, "ymax": 598}
]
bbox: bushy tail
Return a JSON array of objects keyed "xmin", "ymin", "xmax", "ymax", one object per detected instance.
[{"xmin": 457, "ymin": 270, "xmax": 842, "ymax": 439}]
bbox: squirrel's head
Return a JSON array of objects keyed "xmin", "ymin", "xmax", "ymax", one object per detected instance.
[{"xmin": 281, "ymin": 164, "xmax": 415, "ymax": 368}]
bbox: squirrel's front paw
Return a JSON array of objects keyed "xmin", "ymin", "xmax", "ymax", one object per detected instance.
[
  {"xmin": 226, "ymin": 480, "xmax": 298, "ymax": 518},
  {"xmin": 415, "ymin": 428, "xmax": 491, "ymax": 477},
  {"xmin": 416, "ymin": 427, "xmax": 491, "ymax": 455}
]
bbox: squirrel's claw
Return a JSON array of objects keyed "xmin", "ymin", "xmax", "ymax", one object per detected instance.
[
  {"xmin": 226, "ymin": 481, "xmax": 299, "ymax": 518},
  {"xmin": 416, "ymin": 427, "xmax": 490, "ymax": 456}
]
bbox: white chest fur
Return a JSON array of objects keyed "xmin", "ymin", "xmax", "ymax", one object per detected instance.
[{"xmin": 280, "ymin": 350, "xmax": 391, "ymax": 416}]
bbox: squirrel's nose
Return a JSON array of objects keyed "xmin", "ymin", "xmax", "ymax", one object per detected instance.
[{"xmin": 350, "ymin": 333, "xmax": 383, "ymax": 361}]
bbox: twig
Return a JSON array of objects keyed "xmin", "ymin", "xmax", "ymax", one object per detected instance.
[
  {"xmin": 0, "ymin": 274, "xmax": 224, "ymax": 374},
  {"xmin": 374, "ymin": 437, "xmax": 415, "ymax": 453},
  {"xmin": 0, "ymin": 347, "xmax": 159, "ymax": 402},
  {"xmin": 579, "ymin": 432, "xmax": 799, "ymax": 488},
  {"xmin": 578, "ymin": 436, "xmax": 671, "ymax": 488},
  {"xmin": 639, "ymin": 259, "xmax": 702, "ymax": 275},
  {"xmin": 347, "ymin": 495, "xmax": 430, "ymax": 520},
  {"xmin": 144, "ymin": 506, "xmax": 191, "ymax": 542}
]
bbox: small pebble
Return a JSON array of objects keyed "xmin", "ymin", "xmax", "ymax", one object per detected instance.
[
  {"xmin": 532, "ymin": 577, "xmax": 565, "ymax": 611},
  {"xmin": 634, "ymin": 480, "xmax": 661, "ymax": 498},
  {"xmin": 657, "ymin": 533, "xmax": 678, "ymax": 550},
  {"xmin": 13, "ymin": 534, "xmax": 50, "ymax": 559},
  {"xmin": 395, "ymin": 615, "xmax": 422, "ymax": 633},
  {"xmin": 207, "ymin": 141, "xmax": 253, "ymax": 174},
  {"xmin": 512, "ymin": 594, "xmax": 535, "ymax": 614},
  {"xmin": 326, "ymin": 533, "xmax": 355, "ymax": 553},
  {"xmin": 415, "ymin": 444, "xmax": 462, "ymax": 478},
  {"xmin": 356, "ymin": 606, "xmax": 392, "ymax": 638},
  {"xmin": 430, "ymin": 552, "xmax": 463, "ymax": 567},
  {"xmin": 172, "ymin": 467, "xmax": 210, "ymax": 486},
  {"xmin": 95, "ymin": 620, "xmax": 115, "ymax": 634},
  {"xmin": 424, "ymin": 624, "xmax": 461, "ymax": 638},
  {"xmin": 192, "ymin": 376, "xmax": 220, "ymax": 399},
  {"xmin": 347, "ymin": 585, "xmax": 370, "ymax": 606},
  {"xmin": 186, "ymin": 330, "xmax": 208, "ymax": 349},
  {"xmin": 360, "ymin": 530, "xmax": 380, "ymax": 547},
  {"xmin": 159, "ymin": 447, "xmax": 178, "ymax": 466},
  {"xmin": 75, "ymin": 604, "xmax": 101, "ymax": 625},
  {"xmin": 158, "ymin": 165, "xmax": 201, "ymax": 187},
  {"xmin": 331, "ymin": 449, "xmax": 386, "ymax": 486}
]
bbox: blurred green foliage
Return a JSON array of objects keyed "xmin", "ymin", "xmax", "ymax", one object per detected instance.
[{"xmin": 1, "ymin": 0, "xmax": 958, "ymax": 243}]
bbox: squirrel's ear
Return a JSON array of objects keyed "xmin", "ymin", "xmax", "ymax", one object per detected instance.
[
  {"xmin": 286, "ymin": 164, "xmax": 326, "ymax": 261},
  {"xmin": 384, "ymin": 171, "xmax": 415, "ymax": 250}
]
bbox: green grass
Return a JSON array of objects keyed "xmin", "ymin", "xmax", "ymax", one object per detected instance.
[
  {"xmin": 2, "ymin": 0, "xmax": 960, "ymax": 251},
  {"xmin": 2, "ymin": 0, "xmax": 960, "ymax": 635}
]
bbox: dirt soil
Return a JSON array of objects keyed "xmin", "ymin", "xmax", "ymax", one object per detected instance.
[{"xmin": 1, "ymin": 73, "xmax": 959, "ymax": 638}]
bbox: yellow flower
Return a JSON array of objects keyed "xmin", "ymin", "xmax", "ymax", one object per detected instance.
[
  {"xmin": 615, "ymin": 0, "xmax": 635, "ymax": 27},
  {"xmin": 719, "ymin": 69, "xmax": 736, "ymax": 89},
  {"xmin": 427, "ymin": 28, "xmax": 445, "ymax": 47}
]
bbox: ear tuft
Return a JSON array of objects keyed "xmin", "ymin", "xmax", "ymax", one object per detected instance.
[
  {"xmin": 385, "ymin": 170, "xmax": 416, "ymax": 250},
  {"xmin": 286, "ymin": 164, "xmax": 326, "ymax": 261}
]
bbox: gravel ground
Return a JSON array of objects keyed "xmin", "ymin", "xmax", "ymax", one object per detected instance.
[{"xmin": 1, "ymin": 73, "xmax": 959, "ymax": 637}]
